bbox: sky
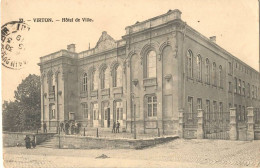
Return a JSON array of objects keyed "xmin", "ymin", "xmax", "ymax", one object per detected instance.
[{"xmin": 1, "ymin": 0, "xmax": 259, "ymax": 101}]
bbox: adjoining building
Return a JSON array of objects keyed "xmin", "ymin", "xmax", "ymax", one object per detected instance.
[{"xmin": 38, "ymin": 9, "xmax": 260, "ymax": 139}]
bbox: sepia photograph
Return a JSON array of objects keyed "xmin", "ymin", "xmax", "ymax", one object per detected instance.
[{"xmin": 1, "ymin": 0, "xmax": 260, "ymax": 167}]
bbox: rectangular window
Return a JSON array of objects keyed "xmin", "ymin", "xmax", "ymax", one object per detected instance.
[
  {"xmin": 238, "ymin": 79, "xmax": 241, "ymax": 94},
  {"xmin": 82, "ymin": 103, "xmax": 88, "ymax": 119},
  {"xmin": 188, "ymin": 97, "xmax": 193, "ymax": 119},
  {"xmin": 197, "ymin": 98, "xmax": 202, "ymax": 110},
  {"xmin": 105, "ymin": 109, "xmax": 108, "ymax": 120},
  {"xmin": 238, "ymin": 105, "xmax": 241, "ymax": 121},
  {"xmin": 234, "ymin": 78, "xmax": 237, "ymax": 93},
  {"xmin": 116, "ymin": 101, "xmax": 123, "ymax": 120},
  {"xmin": 49, "ymin": 104, "xmax": 55, "ymax": 119},
  {"xmin": 206, "ymin": 100, "xmax": 210, "ymax": 120},
  {"xmin": 147, "ymin": 95, "xmax": 157, "ymax": 117},
  {"xmin": 69, "ymin": 112, "xmax": 75, "ymax": 120},
  {"xmin": 93, "ymin": 103, "xmax": 99, "ymax": 120},
  {"xmin": 213, "ymin": 101, "xmax": 217, "ymax": 119},
  {"xmin": 228, "ymin": 82, "xmax": 232, "ymax": 92},
  {"xmin": 242, "ymin": 81, "xmax": 245, "ymax": 96},
  {"xmin": 219, "ymin": 102, "xmax": 223, "ymax": 113},
  {"xmin": 252, "ymin": 85, "xmax": 255, "ymax": 99},
  {"xmin": 228, "ymin": 62, "xmax": 232, "ymax": 74},
  {"xmin": 229, "ymin": 103, "xmax": 232, "ymax": 110}
]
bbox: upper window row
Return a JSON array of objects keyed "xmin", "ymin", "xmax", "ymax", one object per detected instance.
[
  {"xmin": 228, "ymin": 61, "xmax": 259, "ymax": 80},
  {"xmin": 81, "ymin": 64, "xmax": 123, "ymax": 92},
  {"xmin": 187, "ymin": 50, "xmax": 223, "ymax": 88}
]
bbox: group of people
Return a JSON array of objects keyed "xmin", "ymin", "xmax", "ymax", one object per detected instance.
[
  {"xmin": 42, "ymin": 121, "xmax": 82, "ymax": 135},
  {"xmin": 24, "ymin": 135, "xmax": 36, "ymax": 149},
  {"xmin": 43, "ymin": 120, "xmax": 121, "ymax": 134},
  {"xmin": 112, "ymin": 121, "xmax": 120, "ymax": 133},
  {"xmin": 61, "ymin": 121, "xmax": 82, "ymax": 135}
]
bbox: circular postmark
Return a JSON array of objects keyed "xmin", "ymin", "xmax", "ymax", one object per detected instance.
[{"xmin": 1, "ymin": 21, "xmax": 30, "ymax": 70}]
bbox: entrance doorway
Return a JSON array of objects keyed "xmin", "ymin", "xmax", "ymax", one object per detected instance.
[
  {"xmin": 92, "ymin": 103, "xmax": 99, "ymax": 127},
  {"xmin": 104, "ymin": 108, "xmax": 110, "ymax": 128}
]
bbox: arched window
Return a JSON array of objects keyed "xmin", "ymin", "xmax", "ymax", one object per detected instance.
[
  {"xmin": 219, "ymin": 65, "xmax": 223, "ymax": 88},
  {"xmin": 212, "ymin": 62, "xmax": 217, "ymax": 86},
  {"xmin": 196, "ymin": 55, "xmax": 202, "ymax": 81},
  {"xmin": 145, "ymin": 50, "xmax": 157, "ymax": 78},
  {"xmin": 91, "ymin": 70, "xmax": 98, "ymax": 90},
  {"xmin": 101, "ymin": 67, "xmax": 109, "ymax": 89},
  {"xmin": 187, "ymin": 50, "xmax": 193, "ymax": 78},
  {"xmin": 82, "ymin": 73, "xmax": 87, "ymax": 92},
  {"xmin": 113, "ymin": 65, "xmax": 122, "ymax": 87},
  {"xmin": 48, "ymin": 73, "xmax": 55, "ymax": 93},
  {"xmin": 205, "ymin": 59, "xmax": 210, "ymax": 84}
]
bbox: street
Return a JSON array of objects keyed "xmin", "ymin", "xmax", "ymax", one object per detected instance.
[{"xmin": 3, "ymin": 139, "xmax": 260, "ymax": 168}]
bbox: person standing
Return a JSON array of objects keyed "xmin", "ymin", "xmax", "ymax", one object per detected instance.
[
  {"xmin": 43, "ymin": 122, "xmax": 47, "ymax": 133},
  {"xmin": 65, "ymin": 122, "xmax": 70, "ymax": 135},
  {"xmin": 24, "ymin": 135, "xmax": 31, "ymax": 149},
  {"xmin": 71, "ymin": 122, "xmax": 75, "ymax": 135},
  {"xmin": 116, "ymin": 121, "xmax": 120, "ymax": 133},
  {"xmin": 31, "ymin": 135, "xmax": 36, "ymax": 148},
  {"xmin": 112, "ymin": 122, "xmax": 116, "ymax": 133},
  {"xmin": 60, "ymin": 122, "xmax": 64, "ymax": 132}
]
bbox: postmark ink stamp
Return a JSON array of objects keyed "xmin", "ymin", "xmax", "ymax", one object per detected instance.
[{"xmin": 1, "ymin": 19, "xmax": 30, "ymax": 70}]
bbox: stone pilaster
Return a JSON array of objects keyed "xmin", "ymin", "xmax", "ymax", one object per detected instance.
[
  {"xmin": 178, "ymin": 109, "xmax": 184, "ymax": 138},
  {"xmin": 197, "ymin": 109, "xmax": 204, "ymax": 139},
  {"xmin": 247, "ymin": 107, "xmax": 254, "ymax": 141},
  {"xmin": 229, "ymin": 108, "xmax": 237, "ymax": 140}
]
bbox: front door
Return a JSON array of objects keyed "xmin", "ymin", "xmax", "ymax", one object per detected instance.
[
  {"xmin": 115, "ymin": 101, "xmax": 123, "ymax": 126},
  {"xmin": 107, "ymin": 108, "xmax": 110, "ymax": 127},
  {"xmin": 93, "ymin": 103, "xmax": 99, "ymax": 127},
  {"xmin": 104, "ymin": 107, "xmax": 110, "ymax": 128}
]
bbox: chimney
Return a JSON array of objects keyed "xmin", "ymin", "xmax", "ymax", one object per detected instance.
[
  {"xmin": 209, "ymin": 36, "xmax": 216, "ymax": 43},
  {"xmin": 67, "ymin": 44, "xmax": 76, "ymax": 52}
]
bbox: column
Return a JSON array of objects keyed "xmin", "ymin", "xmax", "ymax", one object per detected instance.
[
  {"xmin": 178, "ymin": 109, "xmax": 184, "ymax": 138},
  {"xmin": 197, "ymin": 109, "xmax": 204, "ymax": 139},
  {"xmin": 229, "ymin": 108, "xmax": 237, "ymax": 140},
  {"xmin": 40, "ymin": 74, "xmax": 44, "ymax": 131},
  {"xmin": 247, "ymin": 107, "xmax": 254, "ymax": 141}
]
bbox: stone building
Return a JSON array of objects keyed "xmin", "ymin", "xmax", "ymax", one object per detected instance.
[{"xmin": 38, "ymin": 9, "xmax": 260, "ymax": 139}]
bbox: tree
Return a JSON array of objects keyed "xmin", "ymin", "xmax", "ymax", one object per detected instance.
[{"xmin": 3, "ymin": 74, "xmax": 41, "ymax": 132}]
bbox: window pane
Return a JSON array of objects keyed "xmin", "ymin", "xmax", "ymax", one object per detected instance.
[
  {"xmin": 153, "ymin": 104, "xmax": 157, "ymax": 116},
  {"xmin": 148, "ymin": 97, "xmax": 152, "ymax": 103},
  {"xmin": 148, "ymin": 104, "xmax": 152, "ymax": 117},
  {"xmin": 148, "ymin": 51, "xmax": 156, "ymax": 78},
  {"xmin": 116, "ymin": 65, "xmax": 122, "ymax": 87},
  {"xmin": 153, "ymin": 96, "xmax": 157, "ymax": 102},
  {"xmin": 105, "ymin": 68, "xmax": 110, "ymax": 88}
]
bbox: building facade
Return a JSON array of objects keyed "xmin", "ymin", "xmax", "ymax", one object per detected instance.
[{"xmin": 38, "ymin": 9, "xmax": 260, "ymax": 137}]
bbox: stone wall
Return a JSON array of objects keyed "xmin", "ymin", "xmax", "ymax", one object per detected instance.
[
  {"xmin": 3, "ymin": 132, "xmax": 55, "ymax": 147},
  {"xmin": 53, "ymin": 135, "xmax": 178, "ymax": 149}
]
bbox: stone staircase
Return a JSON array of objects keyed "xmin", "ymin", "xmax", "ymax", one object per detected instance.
[{"xmin": 37, "ymin": 136, "xmax": 57, "ymax": 148}]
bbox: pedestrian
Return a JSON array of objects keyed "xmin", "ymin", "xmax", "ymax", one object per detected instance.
[
  {"xmin": 24, "ymin": 135, "xmax": 31, "ymax": 149},
  {"xmin": 43, "ymin": 122, "xmax": 47, "ymax": 133},
  {"xmin": 75, "ymin": 122, "xmax": 78, "ymax": 134},
  {"xmin": 77, "ymin": 122, "xmax": 82, "ymax": 134},
  {"xmin": 116, "ymin": 121, "xmax": 120, "ymax": 133},
  {"xmin": 71, "ymin": 122, "xmax": 75, "ymax": 135},
  {"xmin": 60, "ymin": 122, "xmax": 64, "ymax": 132},
  {"xmin": 112, "ymin": 121, "xmax": 116, "ymax": 133},
  {"xmin": 31, "ymin": 135, "xmax": 36, "ymax": 148},
  {"xmin": 65, "ymin": 122, "xmax": 70, "ymax": 135}
]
